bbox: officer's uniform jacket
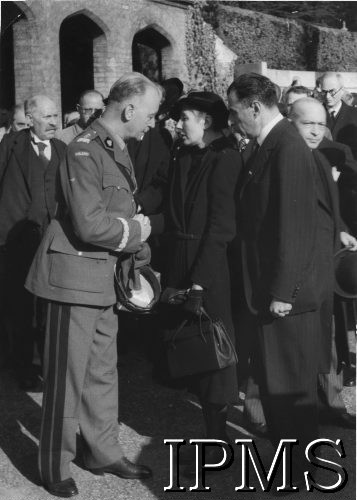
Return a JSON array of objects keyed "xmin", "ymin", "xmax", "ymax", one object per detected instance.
[{"xmin": 25, "ymin": 118, "xmax": 143, "ymax": 306}]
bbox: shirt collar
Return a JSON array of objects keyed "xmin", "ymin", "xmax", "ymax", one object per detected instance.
[
  {"xmin": 257, "ymin": 113, "xmax": 284, "ymax": 146},
  {"xmin": 30, "ymin": 130, "xmax": 50, "ymax": 147},
  {"xmin": 97, "ymin": 118, "xmax": 126, "ymax": 150}
]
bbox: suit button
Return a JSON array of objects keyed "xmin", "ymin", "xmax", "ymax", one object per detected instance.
[{"xmin": 78, "ymin": 251, "xmax": 82, "ymax": 256}]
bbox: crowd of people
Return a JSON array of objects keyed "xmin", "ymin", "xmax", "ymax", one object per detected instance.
[{"xmin": 0, "ymin": 70, "xmax": 356, "ymax": 497}]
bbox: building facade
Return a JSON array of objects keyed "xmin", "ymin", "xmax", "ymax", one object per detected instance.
[{"xmin": 1, "ymin": 0, "xmax": 190, "ymax": 115}]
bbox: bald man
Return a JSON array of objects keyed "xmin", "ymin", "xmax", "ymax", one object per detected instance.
[
  {"xmin": 320, "ymin": 72, "xmax": 357, "ymax": 158},
  {"xmin": 56, "ymin": 90, "xmax": 104, "ymax": 144},
  {"xmin": 0, "ymin": 95, "xmax": 66, "ymax": 390},
  {"xmin": 290, "ymin": 98, "xmax": 357, "ymax": 428}
]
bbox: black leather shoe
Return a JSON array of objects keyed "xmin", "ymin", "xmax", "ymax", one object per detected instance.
[
  {"xmin": 89, "ymin": 457, "xmax": 152, "ymax": 479},
  {"xmin": 44, "ymin": 478, "xmax": 78, "ymax": 497}
]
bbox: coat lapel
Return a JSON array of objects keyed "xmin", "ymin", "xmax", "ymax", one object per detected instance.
[
  {"xmin": 240, "ymin": 119, "xmax": 287, "ymax": 199},
  {"xmin": 12, "ymin": 131, "xmax": 32, "ymax": 192},
  {"xmin": 331, "ymin": 101, "xmax": 348, "ymax": 133}
]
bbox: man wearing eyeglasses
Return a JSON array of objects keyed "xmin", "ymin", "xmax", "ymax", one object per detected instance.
[
  {"xmin": 56, "ymin": 90, "xmax": 104, "ymax": 145},
  {"xmin": 321, "ymin": 72, "xmax": 357, "ymax": 159}
]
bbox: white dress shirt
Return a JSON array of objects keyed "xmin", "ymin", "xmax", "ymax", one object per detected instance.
[
  {"xmin": 30, "ymin": 131, "xmax": 52, "ymax": 161},
  {"xmin": 257, "ymin": 113, "xmax": 284, "ymax": 147}
]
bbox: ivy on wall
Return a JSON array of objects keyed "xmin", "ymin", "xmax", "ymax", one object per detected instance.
[
  {"xmin": 185, "ymin": 1, "xmax": 357, "ymax": 95},
  {"xmin": 317, "ymin": 28, "xmax": 357, "ymax": 71},
  {"xmin": 186, "ymin": 1, "xmax": 217, "ymax": 91}
]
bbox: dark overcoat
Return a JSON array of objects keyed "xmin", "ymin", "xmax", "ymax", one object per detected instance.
[
  {"xmin": 239, "ymin": 118, "xmax": 322, "ymax": 453},
  {"xmin": 319, "ymin": 136, "xmax": 357, "ymax": 236},
  {"xmin": 164, "ymin": 136, "xmax": 241, "ymax": 405},
  {"xmin": 127, "ymin": 123, "xmax": 172, "ymax": 216},
  {"xmin": 326, "ymin": 100, "xmax": 357, "ymax": 159}
]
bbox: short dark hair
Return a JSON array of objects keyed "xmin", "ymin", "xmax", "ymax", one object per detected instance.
[{"xmin": 227, "ymin": 73, "xmax": 278, "ymax": 108}]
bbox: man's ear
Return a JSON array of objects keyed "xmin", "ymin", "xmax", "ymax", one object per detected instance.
[
  {"xmin": 123, "ymin": 104, "xmax": 135, "ymax": 122},
  {"xmin": 204, "ymin": 114, "xmax": 213, "ymax": 130},
  {"xmin": 26, "ymin": 113, "xmax": 34, "ymax": 127},
  {"xmin": 251, "ymin": 101, "xmax": 261, "ymax": 116}
]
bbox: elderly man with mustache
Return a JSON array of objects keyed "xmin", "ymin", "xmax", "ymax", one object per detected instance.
[{"xmin": 0, "ymin": 95, "xmax": 66, "ymax": 391}]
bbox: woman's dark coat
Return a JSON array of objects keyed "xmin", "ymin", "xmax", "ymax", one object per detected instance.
[{"xmin": 164, "ymin": 136, "xmax": 242, "ymax": 404}]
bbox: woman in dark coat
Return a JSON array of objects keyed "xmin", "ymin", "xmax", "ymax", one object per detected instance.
[{"xmin": 163, "ymin": 91, "xmax": 241, "ymax": 455}]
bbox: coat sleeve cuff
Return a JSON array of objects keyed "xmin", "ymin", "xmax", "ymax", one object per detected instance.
[{"xmin": 115, "ymin": 218, "xmax": 142, "ymax": 253}]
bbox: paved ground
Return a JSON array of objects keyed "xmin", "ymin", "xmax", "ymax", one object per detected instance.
[{"xmin": 0, "ymin": 342, "xmax": 355, "ymax": 500}]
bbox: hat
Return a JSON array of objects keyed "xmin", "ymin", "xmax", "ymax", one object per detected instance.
[
  {"xmin": 115, "ymin": 264, "xmax": 161, "ymax": 314},
  {"xmin": 157, "ymin": 78, "xmax": 184, "ymax": 118},
  {"xmin": 170, "ymin": 91, "xmax": 228, "ymax": 129},
  {"xmin": 334, "ymin": 248, "xmax": 357, "ymax": 299}
]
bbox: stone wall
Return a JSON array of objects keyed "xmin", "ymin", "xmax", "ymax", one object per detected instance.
[{"xmin": 11, "ymin": 0, "xmax": 189, "ymax": 113}]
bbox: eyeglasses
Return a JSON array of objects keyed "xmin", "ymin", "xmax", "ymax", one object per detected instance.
[
  {"xmin": 78, "ymin": 106, "xmax": 103, "ymax": 115},
  {"xmin": 321, "ymin": 87, "xmax": 342, "ymax": 98}
]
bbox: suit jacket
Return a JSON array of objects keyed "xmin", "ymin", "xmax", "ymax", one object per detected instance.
[
  {"xmin": 326, "ymin": 100, "xmax": 357, "ymax": 159},
  {"xmin": 25, "ymin": 118, "xmax": 143, "ymax": 307},
  {"xmin": 127, "ymin": 123, "xmax": 171, "ymax": 215},
  {"xmin": 318, "ymin": 136, "xmax": 357, "ymax": 235},
  {"xmin": 239, "ymin": 118, "xmax": 318, "ymax": 317},
  {"xmin": 0, "ymin": 129, "xmax": 66, "ymax": 247}
]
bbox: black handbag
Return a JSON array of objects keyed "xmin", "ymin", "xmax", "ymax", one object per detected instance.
[{"xmin": 165, "ymin": 307, "xmax": 238, "ymax": 379}]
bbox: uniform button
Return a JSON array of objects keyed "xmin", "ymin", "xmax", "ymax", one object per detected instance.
[{"xmin": 78, "ymin": 251, "xmax": 83, "ymax": 256}]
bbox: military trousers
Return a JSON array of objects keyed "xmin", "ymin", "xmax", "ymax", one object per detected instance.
[{"xmin": 39, "ymin": 301, "xmax": 124, "ymax": 484}]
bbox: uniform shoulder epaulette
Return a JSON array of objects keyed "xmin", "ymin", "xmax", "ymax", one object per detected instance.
[{"xmin": 76, "ymin": 129, "xmax": 98, "ymax": 144}]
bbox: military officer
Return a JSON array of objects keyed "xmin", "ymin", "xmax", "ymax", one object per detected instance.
[{"xmin": 26, "ymin": 72, "xmax": 162, "ymax": 498}]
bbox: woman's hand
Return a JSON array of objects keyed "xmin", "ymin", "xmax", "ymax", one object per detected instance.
[{"xmin": 183, "ymin": 287, "xmax": 204, "ymax": 316}]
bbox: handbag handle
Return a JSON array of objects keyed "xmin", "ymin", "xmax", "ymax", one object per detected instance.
[{"xmin": 170, "ymin": 307, "xmax": 211, "ymax": 348}]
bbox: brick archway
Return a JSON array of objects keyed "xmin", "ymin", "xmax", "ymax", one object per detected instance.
[
  {"xmin": 132, "ymin": 25, "xmax": 172, "ymax": 82},
  {"xmin": 0, "ymin": 1, "xmax": 30, "ymax": 109},
  {"xmin": 59, "ymin": 11, "xmax": 108, "ymax": 116}
]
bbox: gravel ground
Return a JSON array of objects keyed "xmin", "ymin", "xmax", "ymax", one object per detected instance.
[{"xmin": 0, "ymin": 334, "xmax": 355, "ymax": 500}]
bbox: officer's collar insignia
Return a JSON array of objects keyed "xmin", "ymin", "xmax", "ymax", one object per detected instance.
[{"xmin": 105, "ymin": 138, "xmax": 113, "ymax": 148}]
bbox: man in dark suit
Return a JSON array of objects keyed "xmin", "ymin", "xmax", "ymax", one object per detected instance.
[
  {"xmin": 319, "ymin": 136, "xmax": 357, "ymax": 236},
  {"xmin": 290, "ymin": 97, "xmax": 357, "ymax": 425},
  {"xmin": 321, "ymin": 72, "xmax": 357, "ymax": 159},
  {"xmin": 0, "ymin": 95, "xmax": 66, "ymax": 390},
  {"xmin": 25, "ymin": 73, "xmax": 161, "ymax": 498},
  {"xmin": 227, "ymin": 73, "xmax": 324, "ymax": 482}
]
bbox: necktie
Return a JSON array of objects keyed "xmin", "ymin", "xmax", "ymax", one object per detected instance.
[
  {"xmin": 37, "ymin": 141, "xmax": 49, "ymax": 167},
  {"xmin": 238, "ymin": 137, "xmax": 248, "ymax": 153},
  {"xmin": 330, "ymin": 111, "xmax": 336, "ymax": 123}
]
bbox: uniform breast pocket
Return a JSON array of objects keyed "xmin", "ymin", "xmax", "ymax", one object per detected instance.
[
  {"xmin": 102, "ymin": 173, "xmax": 130, "ymax": 192},
  {"xmin": 102, "ymin": 173, "xmax": 135, "ymax": 214}
]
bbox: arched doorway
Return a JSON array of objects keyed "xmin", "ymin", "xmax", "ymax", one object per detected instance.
[
  {"xmin": 59, "ymin": 13, "xmax": 105, "ymax": 116},
  {"xmin": 0, "ymin": 2, "xmax": 26, "ymax": 111},
  {"xmin": 132, "ymin": 27, "xmax": 171, "ymax": 82}
]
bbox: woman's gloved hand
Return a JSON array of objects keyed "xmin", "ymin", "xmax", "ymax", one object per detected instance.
[{"xmin": 183, "ymin": 288, "xmax": 204, "ymax": 316}]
